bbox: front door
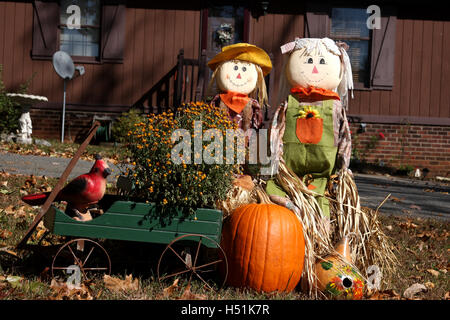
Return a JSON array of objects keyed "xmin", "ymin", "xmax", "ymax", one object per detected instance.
[{"xmin": 201, "ymin": 5, "xmax": 250, "ymax": 84}]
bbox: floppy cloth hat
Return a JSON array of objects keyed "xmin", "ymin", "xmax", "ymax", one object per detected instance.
[{"xmin": 207, "ymin": 43, "xmax": 272, "ymax": 76}]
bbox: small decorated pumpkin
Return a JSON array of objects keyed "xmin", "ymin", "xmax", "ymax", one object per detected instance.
[
  {"xmin": 314, "ymin": 236, "xmax": 365, "ymax": 299},
  {"xmin": 220, "ymin": 203, "xmax": 305, "ymax": 292}
]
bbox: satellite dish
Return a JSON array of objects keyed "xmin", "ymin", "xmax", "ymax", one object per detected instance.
[
  {"xmin": 52, "ymin": 51, "xmax": 75, "ymax": 80},
  {"xmin": 51, "ymin": 51, "xmax": 84, "ymax": 142}
]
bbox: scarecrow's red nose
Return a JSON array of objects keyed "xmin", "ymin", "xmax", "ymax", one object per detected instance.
[
  {"xmin": 312, "ymin": 66, "xmax": 319, "ymax": 74},
  {"xmin": 237, "ymin": 73, "xmax": 242, "ymax": 79}
]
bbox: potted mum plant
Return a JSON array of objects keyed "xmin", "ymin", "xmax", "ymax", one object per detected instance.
[{"xmin": 123, "ymin": 102, "xmax": 241, "ymax": 218}]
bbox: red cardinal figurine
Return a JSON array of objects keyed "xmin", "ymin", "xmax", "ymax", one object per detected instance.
[{"xmin": 22, "ymin": 154, "xmax": 112, "ymax": 221}]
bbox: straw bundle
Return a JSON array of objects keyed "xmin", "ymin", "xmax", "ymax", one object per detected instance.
[
  {"xmin": 216, "ymin": 184, "xmax": 257, "ymax": 218},
  {"xmin": 327, "ymin": 170, "xmax": 399, "ymax": 285},
  {"xmin": 273, "ymin": 159, "xmax": 334, "ymax": 296}
]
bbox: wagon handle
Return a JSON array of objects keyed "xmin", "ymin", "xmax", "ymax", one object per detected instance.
[{"xmin": 16, "ymin": 121, "xmax": 101, "ymax": 249}]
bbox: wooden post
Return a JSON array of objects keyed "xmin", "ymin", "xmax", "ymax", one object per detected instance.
[{"xmin": 175, "ymin": 49, "xmax": 185, "ymax": 107}]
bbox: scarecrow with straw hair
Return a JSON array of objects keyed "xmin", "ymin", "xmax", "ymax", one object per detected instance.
[
  {"xmin": 266, "ymin": 37, "xmax": 354, "ymax": 228},
  {"xmin": 207, "ymin": 43, "xmax": 272, "ymax": 132},
  {"xmin": 263, "ymin": 37, "xmax": 397, "ymax": 296}
]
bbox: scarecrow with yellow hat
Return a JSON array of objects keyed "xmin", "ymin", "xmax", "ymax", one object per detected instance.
[{"xmin": 207, "ymin": 43, "xmax": 272, "ymax": 132}]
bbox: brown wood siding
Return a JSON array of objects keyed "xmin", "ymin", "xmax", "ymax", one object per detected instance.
[
  {"xmin": 0, "ymin": 2, "xmax": 449, "ymax": 124},
  {"xmin": 249, "ymin": 12, "xmax": 305, "ymax": 107},
  {"xmin": 0, "ymin": 2, "xmax": 201, "ymax": 110},
  {"xmin": 348, "ymin": 18, "xmax": 450, "ymax": 123}
]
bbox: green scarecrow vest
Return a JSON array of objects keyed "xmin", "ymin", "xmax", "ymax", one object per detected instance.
[{"xmin": 266, "ymin": 94, "xmax": 338, "ymax": 217}]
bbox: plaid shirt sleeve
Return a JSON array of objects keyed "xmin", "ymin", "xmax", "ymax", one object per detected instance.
[{"xmin": 333, "ymin": 100, "xmax": 352, "ymax": 170}]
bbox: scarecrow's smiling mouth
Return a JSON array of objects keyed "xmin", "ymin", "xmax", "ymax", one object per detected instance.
[
  {"xmin": 300, "ymin": 70, "xmax": 328, "ymax": 84},
  {"xmin": 228, "ymin": 78, "xmax": 251, "ymax": 87}
]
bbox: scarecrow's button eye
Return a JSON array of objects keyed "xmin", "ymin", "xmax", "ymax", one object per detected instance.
[
  {"xmin": 234, "ymin": 65, "xmax": 239, "ymax": 71},
  {"xmin": 307, "ymin": 58, "xmax": 313, "ymax": 64},
  {"xmin": 342, "ymin": 276, "xmax": 353, "ymax": 288},
  {"xmin": 242, "ymin": 66, "xmax": 247, "ymax": 72},
  {"xmin": 320, "ymin": 58, "xmax": 326, "ymax": 64}
]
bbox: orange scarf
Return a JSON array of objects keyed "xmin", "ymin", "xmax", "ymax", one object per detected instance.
[
  {"xmin": 220, "ymin": 91, "xmax": 250, "ymax": 114},
  {"xmin": 291, "ymin": 86, "xmax": 340, "ymax": 102}
]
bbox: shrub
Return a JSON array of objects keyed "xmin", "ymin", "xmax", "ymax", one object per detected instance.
[
  {"xmin": 111, "ymin": 108, "xmax": 146, "ymax": 143},
  {"xmin": 0, "ymin": 65, "xmax": 21, "ymax": 134},
  {"xmin": 124, "ymin": 102, "xmax": 241, "ymax": 215}
]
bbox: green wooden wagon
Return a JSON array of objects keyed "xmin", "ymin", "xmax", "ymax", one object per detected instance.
[
  {"xmin": 42, "ymin": 195, "xmax": 228, "ymax": 291},
  {"xmin": 16, "ymin": 123, "xmax": 228, "ymax": 291}
]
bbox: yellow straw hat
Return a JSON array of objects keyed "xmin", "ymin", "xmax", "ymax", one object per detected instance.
[{"xmin": 207, "ymin": 43, "xmax": 272, "ymax": 76}]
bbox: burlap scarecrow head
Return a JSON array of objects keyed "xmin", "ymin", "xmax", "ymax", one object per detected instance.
[
  {"xmin": 207, "ymin": 43, "xmax": 272, "ymax": 105},
  {"xmin": 280, "ymin": 37, "xmax": 354, "ymax": 107}
]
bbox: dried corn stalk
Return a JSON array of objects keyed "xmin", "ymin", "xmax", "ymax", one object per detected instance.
[
  {"xmin": 274, "ymin": 159, "xmax": 334, "ymax": 297},
  {"xmin": 327, "ymin": 170, "xmax": 399, "ymax": 286}
]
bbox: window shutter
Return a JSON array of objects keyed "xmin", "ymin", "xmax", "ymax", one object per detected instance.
[
  {"xmin": 32, "ymin": 0, "xmax": 59, "ymax": 58},
  {"xmin": 370, "ymin": 6, "xmax": 397, "ymax": 89},
  {"xmin": 305, "ymin": 3, "xmax": 330, "ymax": 38},
  {"xmin": 101, "ymin": 2, "xmax": 126, "ymax": 63}
]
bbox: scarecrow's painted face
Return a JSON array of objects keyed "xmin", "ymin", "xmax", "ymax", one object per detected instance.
[
  {"xmin": 286, "ymin": 46, "xmax": 341, "ymax": 90},
  {"xmin": 216, "ymin": 60, "xmax": 258, "ymax": 95}
]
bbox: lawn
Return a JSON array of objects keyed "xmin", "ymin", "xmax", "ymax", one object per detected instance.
[
  {"xmin": 0, "ymin": 139, "xmax": 128, "ymax": 164},
  {"xmin": 0, "ymin": 172, "xmax": 448, "ymax": 300}
]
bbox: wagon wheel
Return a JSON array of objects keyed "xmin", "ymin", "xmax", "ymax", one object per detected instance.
[
  {"xmin": 51, "ymin": 238, "xmax": 111, "ymax": 284},
  {"xmin": 157, "ymin": 234, "xmax": 228, "ymax": 293}
]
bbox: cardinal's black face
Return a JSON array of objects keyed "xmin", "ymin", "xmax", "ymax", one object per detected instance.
[
  {"xmin": 91, "ymin": 159, "xmax": 112, "ymax": 178},
  {"xmin": 103, "ymin": 167, "xmax": 112, "ymax": 178}
]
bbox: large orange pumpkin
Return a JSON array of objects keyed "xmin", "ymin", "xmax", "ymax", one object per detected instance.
[{"xmin": 220, "ymin": 203, "xmax": 305, "ymax": 292}]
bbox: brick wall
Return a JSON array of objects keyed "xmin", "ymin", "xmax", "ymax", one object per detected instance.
[
  {"xmin": 349, "ymin": 122, "xmax": 450, "ymax": 177},
  {"xmin": 30, "ymin": 108, "xmax": 121, "ymax": 143},
  {"xmin": 29, "ymin": 108, "xmax": 450, "ymax": 177}
]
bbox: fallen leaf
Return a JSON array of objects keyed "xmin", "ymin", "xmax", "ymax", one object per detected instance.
[
  {"xmin": 163, "ymin": 278, "xmax": 179, "ymax": 297},
  {"xmin": 0, "ymin": 246, "xmax": 19, "ymax": 257},
  {"xmin": 178, "ymin": 284, "xmax": 207, "ymax": 300},
  {"xmin": 50, "ymin": 278, "xmax": 93, "ymax": 300},
  {"xmin": 367, "ymin": 289, "xmax": 400, "ymax": 300},
  {"xmin": 398, "ymin": 221, "xmax": 418, "ymax": 230},
  {"xmin": 418, "ymin": 242, "xmax": 425, "ymax": 251},
  {"xmin": 445, "ymin": 292, "xmax": 450, "ymax": 300},
  {"xmin": 440, "ymin": 269, "xmax": 447, "ymax": 274},
  {"xmin": 424, "ymin": 282, "xmax": 435, "ymax": 289},
  {"xmin": 427, "ymin": 269, "xmax": 440, "ymax": 277},
  {"xmin": 386, "ymin": 225, "xmax": 393, "ymax": 231},
  {"xmin": 403, "ymin": 283, "xmax": 427, "ymax": 299},
  {"xmin": 416, "ymin": 231, "xmax": 434, "ymax": 242},
  {"xmin": 0, "ymin": 181, "xmax": 8, "ymax": 187},
  {"xmin": 0, "ymin": 229, "xmax": 12, "ymax": 239},
  {"xmin": 103, "ymin": 274, "xmax": 139, "ymax": 292},
  {"xmin": 391, "ymin": 196, "xmax": 404, "ymax": 202},
  {"xmin": 24, "ymin": 175, "xmax": 37, "ymax": 188}
]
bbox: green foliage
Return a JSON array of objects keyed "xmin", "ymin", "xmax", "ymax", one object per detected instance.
[
  {"xmin": 111, "ymin": 108, "xmax": 147, "ymax": 143},
  {"xmin": 0, "ymin": 65, "xmax": 20, "ymax": 134},
  {"xmin": 397, "ymin": 164, "xmax": 414, "ymax": 174},
  {"xmin": 125, "ymin": 102, "xmax": 241, "ymax": 214}
]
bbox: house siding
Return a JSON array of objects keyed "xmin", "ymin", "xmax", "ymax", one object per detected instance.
[{"xmin": 0, "ymin": 1, "xmax": 449, "ymax": 175}]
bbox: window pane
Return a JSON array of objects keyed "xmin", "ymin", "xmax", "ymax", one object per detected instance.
[
  {"xmin": 345, "ymin": 40, "xmax": 370, "ymax": 85},
  {"xmin": 60, "ymin": 27, "xmax": 100, "ymax": 57},
  {"xmin": 60, "ymin": 0, "xmax": 100, "ymax": 26},
  {"xmin": 331, "ymin": 8, "xmax": 369, "ymax": 38},
  {"xmin": 331, "ymin": 8, "xmax": 371, "ymax": 85},
  {"xmin": 59, "ymin": 0, "xmax": 100, "ymax": 57}
]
